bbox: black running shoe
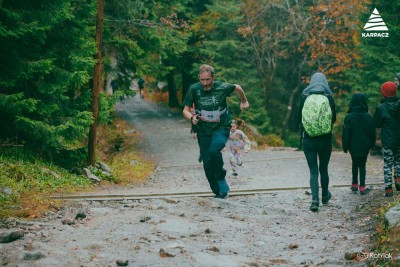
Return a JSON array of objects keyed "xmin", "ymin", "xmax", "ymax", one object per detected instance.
[
  {"xmin": 395, "ymin": 179, "xmax": 400, "ymax": 191},
  {"xmin": 214, "ymin": 192, "xmax": 228, "ymax": 199},
  {"xmin": 310, "ymin": 202, "xmax": 319, "ymax": 212},
  {"xmin": 322, "ymin": 192, "xmax": 332, "ymax": 204},
  {"xmin": 351, "ymin": 185, "xmax": 358, "ymax": 192},
  {"xmin": 385, "ymin": 187, "xmax": 393, "ymax": 197},
  {"xmin": 360, "ymin": 188, "xmax": 370, "ymax": 195}
]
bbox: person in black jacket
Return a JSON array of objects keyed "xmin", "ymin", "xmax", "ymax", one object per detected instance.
[
  {"xmin": 299, "ymin": 72, "xmax": 337, "ymax": 212},
  {"xmin": 374, "ymin": 81, "xmax": 400, "ymax": 197},
  {"xmin": 395, "ymin": 73, "xmax": 400, "ymax": 88},
  {"xmin": 342, "ymin": 93, "xmax": 376, "ymax": 195}
]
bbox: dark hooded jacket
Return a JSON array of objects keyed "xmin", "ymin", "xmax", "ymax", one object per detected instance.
[
  {"xmin": 299, "ymin": 72, "xmax": 336, "ymax": 139},
  {"xmin": 342, "ymin": 93, "xmax": 375, "ymax": 156},
  {"xmin": 374, "ymin": 96, "xmax": 400, "ymax": 148},
  {"xmin": 396, "ymin": 73, "xmax": 400, "ymax": 84}
]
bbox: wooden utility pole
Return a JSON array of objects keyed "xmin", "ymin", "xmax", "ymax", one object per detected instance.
[{"xmin": 88, "ymin": 0, "xmax": 104, "ymax": 166}]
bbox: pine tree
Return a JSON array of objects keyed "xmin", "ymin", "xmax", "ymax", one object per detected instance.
[{"xmin": 0, "ymin": 0, "xmax": 96, "ymax": 165}]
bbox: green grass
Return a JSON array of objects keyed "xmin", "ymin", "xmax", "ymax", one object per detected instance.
[
  {"xmin": 0, "ymin": 146, "xmax": 93, "ymax": 217},
  {"xmin": 370, "ymin": 198, "xmax": 400, "ymax": 266},
  {"xmin": 0, "ymin": 118, "xmax": 156, "ymax": 218}
]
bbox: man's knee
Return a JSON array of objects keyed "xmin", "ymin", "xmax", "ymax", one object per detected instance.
[{"xmin": 209, "ymin": 146, "xmax": 223, "ymax": 157}]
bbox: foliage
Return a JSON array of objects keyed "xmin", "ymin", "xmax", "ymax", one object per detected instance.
[
  {"xmin": 102, "ymin": 0, "xmax": 190, "ymax": 103},
  {"xmin": 370, "ymin": 198, "xmax": 400, "ymax": 266},
  {"xmin": 0, "ymin": 146, "xmax": 92, "ymax": 218},
  {"xmin": 346, "ymin": 1, "xmax": 400, "ymax": 114},
  {"xmin": 96, "ymin": 118, "xmax": 155, "ymax": 184},
  {"xmin": 0, "ymin": 0, "xmax": 97, "ymax": 162},
  {"xmin": 189, "ymin": 0, "xmax": 273, "ymax": 134}
]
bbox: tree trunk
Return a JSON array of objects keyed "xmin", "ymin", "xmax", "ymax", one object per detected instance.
[
  {"xmin": 181, "ymin": 67, "xmax": 191, "ymax": 103},
  {"xmin": 167, "ymin": 72, "xmax": 179, "ymax": 108},
  {"xmin": 88, "ymin": 0, "xmax": 104, "ymax": 166},
  {"xmin": 281, "ymin": 85, "xmax": 300, "ymax": 139}
]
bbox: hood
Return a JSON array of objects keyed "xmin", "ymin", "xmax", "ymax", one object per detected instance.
[
  {"xmin": 302, "ymin": 72, "xmax": 332, "ymax": 96},
  {"xmin": 348, "ymin": 92, "xmax": 368, "ymax": 113},
  {"xmin": 381, "ymin": 96, "xmax": 400, "ymax": 115}
]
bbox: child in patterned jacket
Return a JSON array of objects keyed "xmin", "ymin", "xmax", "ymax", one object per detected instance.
[{"xmin": 229, "ymin": 119, "xmax": 251, "ymax": 176}]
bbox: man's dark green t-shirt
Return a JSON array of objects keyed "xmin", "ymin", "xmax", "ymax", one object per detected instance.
[{"xmin": 183, "ymin": 81, "xmax": 236, "ymax": 135}]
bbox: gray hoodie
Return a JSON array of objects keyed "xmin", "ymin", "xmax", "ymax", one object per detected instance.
[{"xmin": 302, "ymin": 72, "xmax": 332, "ymax": 96}]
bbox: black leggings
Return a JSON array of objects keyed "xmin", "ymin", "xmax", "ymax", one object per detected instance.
[
  {"xmin": 351, "ymin": 155, "xmax": 367, "ymax": 187},
  {"xmin": 303, "ymin": 136, "xmax": 332, "ymax": 202}
]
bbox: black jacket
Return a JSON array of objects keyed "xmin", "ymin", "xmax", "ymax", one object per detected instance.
[
  {"xmin": 374, "ymin": 97, "xmax": 400, "ymax": 148},
  {"xmin": 342, "ymin": 93, "xmax": 375, "ymax": 157}
]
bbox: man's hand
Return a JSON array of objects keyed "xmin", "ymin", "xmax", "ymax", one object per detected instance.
[
  {"xmin": 240, "ymin": 101, "xmax": 249, "ymax": 110},
  {"xmin": 191, "ymin": 115, "xmax": 200, "ymax": 125}
]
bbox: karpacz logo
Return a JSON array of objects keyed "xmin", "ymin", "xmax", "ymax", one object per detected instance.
[
  {"xmin": 362, "ymin": 8, "xmax": 389, "ymax": 38},
  {"xmin": 362, "ymin": 32, "xmax": 389, "ymax": 37}
]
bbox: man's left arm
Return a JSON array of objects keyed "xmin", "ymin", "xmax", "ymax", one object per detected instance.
[{"xmin": 234, "ymin": 85, "xmax": 249, "ymax": 110}]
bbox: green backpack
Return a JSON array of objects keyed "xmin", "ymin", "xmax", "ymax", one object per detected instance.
[{"xmin": 302, "ymin": 94, "xmax": 332, "ymax": 137}]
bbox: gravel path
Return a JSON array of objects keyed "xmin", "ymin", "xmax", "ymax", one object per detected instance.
[{"xmin": 0, "ymin": 94, "xmax": 392, "ymax": 267}]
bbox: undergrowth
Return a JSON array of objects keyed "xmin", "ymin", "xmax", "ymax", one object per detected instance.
[
  {"xmin": 369, "ymin": 197, "xmax": 400, "ymax": 266},
  {"xmin": 96, "ymin": 118, "xmax": 156, "ymax": 184},
  {"xmin": 0, "ymin": 116, "xmax": 155, "ymax": 218},
  {"xmin": 0, "ymin": 148, "xmax": 93, "ymax": 218}
]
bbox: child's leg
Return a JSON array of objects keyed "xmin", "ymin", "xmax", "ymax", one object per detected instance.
[
  {"xmin": 382, "ymin": 147, "xmax": 394, "ymax": 187},
  {"xmin": 350, "ymin": 154, "xmax": 359, "ymax": 191},
  {"xmin": 382, "ymin": 147, "xmax": 394, "ymax": 197},
  {"xmin": 358, "ymin": 156, "xmax": 367, "ymax": 187},
  {"xmin": 229, "ymin": 152, "xmax": 237, "ymax": 174},
  {"xmin": 351, "ymin": 156, "xmax": 359, "ymax": 185},
  {"xmin": 393, "ymin": 148, "xmax": 400, "ymax": 190},
  {"xmin": 237, "ymin": 153, "xmax": 242, "ymax": 166}
]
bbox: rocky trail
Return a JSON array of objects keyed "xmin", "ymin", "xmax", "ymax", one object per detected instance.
[{"xmin": 0, "ymin": 94, "xmax": 396, "ymax": 267}]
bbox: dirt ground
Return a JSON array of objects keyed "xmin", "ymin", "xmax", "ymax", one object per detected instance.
[{"xmin": 0, "ymin": 94, "xmax": 395, "ymax": 267}]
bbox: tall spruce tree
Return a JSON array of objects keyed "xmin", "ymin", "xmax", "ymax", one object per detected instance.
[{"xmin": 0, "ymin": 0, "xmax": 96, "ymax": 165}]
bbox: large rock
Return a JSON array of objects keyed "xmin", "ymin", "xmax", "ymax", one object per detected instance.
[
  {"xmin": 0, "ymin": 230, "xmax": 24, "ymax": 243},
  {"xmin": 385, "ymin": 204, "xmax": 400, "ymax": 228}
]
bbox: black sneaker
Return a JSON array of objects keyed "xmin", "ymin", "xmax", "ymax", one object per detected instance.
[
  {"xmin": 385, "ymin": 187, "xmax": 393, "ymax": 197},
  {"xmin": 214, "ymin": 192, "xmax": 228, "ymax": 199},
  {"xmin": 322, "ymin": 192, "xmax": 332, "ymax": 204},
  {"xmin": 395, "ymin": 179, "xmax": 400, "ymax": 191},
  {"xmin": 310, "ymin": 202, "xmax": 319, "ymax": 212},
  {"xmin": 359, "ymin": 187, "xmax": 370, "ymax": 195},
  {"xmin": 351, "ymin": 185, "xmax": 358, "ymax": 192}
]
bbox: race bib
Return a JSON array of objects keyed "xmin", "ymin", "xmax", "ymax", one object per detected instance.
[{"xmin": 200, "ymin": 110, "xmax": 220, "ymax": 122}]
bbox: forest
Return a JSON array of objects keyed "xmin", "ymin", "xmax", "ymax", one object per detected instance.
[{"xmin": 0, "ymin": 0, "xmax": 399, "ymax": 168}]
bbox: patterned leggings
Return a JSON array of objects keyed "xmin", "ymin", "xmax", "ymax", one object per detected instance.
[{"xmin": 382, "ymin": 147, "xmax": 400, "ymax": 187}]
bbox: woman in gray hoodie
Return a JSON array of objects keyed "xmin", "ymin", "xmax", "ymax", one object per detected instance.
[{"xmin": 299, "ymin": 72, "xmax": 337, "ymax": 212}]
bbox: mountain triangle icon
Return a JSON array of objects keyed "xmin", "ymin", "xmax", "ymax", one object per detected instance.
[{"xmin": 363, "ymin": 8, "xmax": 388, "ymax": 31}]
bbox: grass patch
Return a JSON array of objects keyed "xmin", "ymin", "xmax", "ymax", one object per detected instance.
[
  {"xmin": 369, "ymin": 197, "xmax": 400, "ymax": 266},
  {"xmin": 0, "ymin": 117, "xmax": 155, "ymax": 218},
  {"xmin": 96, "ymin": 118, "xmax": 156, "ymax": 184},
  {"xmin": 0, "ymin": 148, "xmax": 93, "ymax": 218}
]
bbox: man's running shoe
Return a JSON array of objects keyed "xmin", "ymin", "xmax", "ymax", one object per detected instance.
[{"xmin": 214, "ymin": 192, "xmax": 228, "ymax": 199}]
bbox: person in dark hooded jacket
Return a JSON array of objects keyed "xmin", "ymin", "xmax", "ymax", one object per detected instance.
[
  {"xmin": 299, "ymin": 72, "xmax": 336, "ymax": 212},
  {"xmin": 374, "ymin": 81, "xmax": 400, "ymax": 197},
  {"xmin": 395, "ymin": 73, "xmax": 400, "ymax": 89},
  {"xmin": 342, "ymin": 93, "xmax": 375, "ymax": 195}
]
